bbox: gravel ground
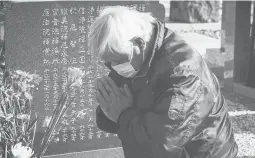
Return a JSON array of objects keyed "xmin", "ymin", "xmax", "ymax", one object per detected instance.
[
  {"xmin": 176, "ymin": 29, "xmax": 221, "ymax": 39},
  {"xmin": 223, "ymin": 90, "xmax": 255, "ymax": 158}
]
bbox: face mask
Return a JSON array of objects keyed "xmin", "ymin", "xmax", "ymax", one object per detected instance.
[
  {"xmin": 111, "ymin": 46, "xmax": 138, "ymax": 78},
  {"xmin": 112, "ymin": 62, "xmax": 138, "ymax": 78}
]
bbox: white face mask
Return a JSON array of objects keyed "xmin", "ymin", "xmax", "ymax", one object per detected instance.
[
  {"xmin": 111, "ymin": 46, "xmax": 138, "ymax": 78},
  {"xmin": 112, "ymin": 62, "xmax": 138, "ymax": 78}
]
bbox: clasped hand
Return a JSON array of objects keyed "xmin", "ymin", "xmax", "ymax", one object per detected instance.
[{"xmin": 96, "ymin": 76, "xmax": 133, "ymax": 123}]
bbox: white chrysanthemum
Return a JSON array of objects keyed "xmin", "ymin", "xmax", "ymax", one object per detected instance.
[
  {"xmin": 11, "ymin": 142, "xmax": 34, "ymax": 158},
  {"xmin": 42, "ymin": 116, "xmax": 52, "ymax": 128},
  {"xmin": 67, "ymin": 67, "xmax": 85, "ymax": 88}
]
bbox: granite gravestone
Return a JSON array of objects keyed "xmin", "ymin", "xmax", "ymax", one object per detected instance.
[{"xmin": 5, "ymin": 1, "xmax": 165, "ymax": 156}]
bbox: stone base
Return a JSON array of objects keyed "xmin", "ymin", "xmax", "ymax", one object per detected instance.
[
  {"xmin": 233, "ymin": 83, "xmax": 255, "ymax": 99},
  {"xmin": 42, "ymin": 147, "xmax": 124, "ymax": 158}
]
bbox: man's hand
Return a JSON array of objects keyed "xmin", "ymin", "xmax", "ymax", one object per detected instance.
[{"xmin": 95, "ymin": 76, "xmax": 133, "ymax": 123}]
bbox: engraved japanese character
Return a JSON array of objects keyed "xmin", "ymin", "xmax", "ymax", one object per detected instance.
[
  {"xmin": 70, "ymin": 40, "xmax": 77, "ymax": 48},
  {"xmin": 90, "ymin": 16, "xmax": 94, "ymax": 22},
  {"xmin": 42, "ymin": 18, "xmax": 50, "ymax": 26},
  {"xmin": 60, "ymin": 8, "xmax": 68, "ymax": 16},
  {"xmin": 53, "ymin": 80, "xmax": 59, "ymax": 86},
  {"xmin": 78, "ymin": 25, "xmax": 86, "ymax": 34},
  {"xmin": 44, "ymin": 93, "xmax": 50, "ymax": 99},
  {"xmin": 52, "ymin": 17, "xmax": 60, "ymax": 26},
  {"xmin": 43, "ymin": 58, "xmax": 51, "ymax": 66},
  {"xmin": 70, "ymin": 7, "xmax": 77, "ymax": 15},
  {"xmin": 53, "ymin": 67, "xmax": 58, "ymax": 73},
  {"xmin": 70, "ymin": 24, "xmax": 77, "ymax": 31},
  {"xmin": 71, "ymin": 57, "xmax": 77, "ymax": 64},
  {"xmin": 71, "ymin": 102, "xmax": 76, "ymax": 108},
  {"xmin": 60, "ymin": 42, "xmax": 68, "ymax": 49},
  {"xmin": 79, "ymin": 56, "xmax": 85, "ymax": 64},
  {"xmin": 88, "ymin": 93, "xmax": 93, "ymax": 98},
  {"xmin": 53, "ymin": 91, "xmax": 59, "ymax": 98},
  {"xmin": 71, "ymin": 126, "xmax": 76, "ymax": 131},
  {"xmin": 88, "ymin": 133, "xmax": 93, "ymax": 139},
  {"xmin": 52, "ymin": 27, "xmax": 60, "ymax": 35},
  {"xmin": 52, "ymin": 58, "xmax": 60, "ymax": 65},
  {"xmin": 80, "ymin": 126, "xmax": 86, "ymax": 130},
  {"xmin": 96, "ymin": 130, "xmax": 102, "ymax": 138},
  {"xmin": 88, "ymin": 88, "xmax": 94, "ymax": 93},
  {"xmin": 79, "ymin": 45, "xmax": 86, "ymax": 53},
  {"xmin": 53, "ymin": 46, "xmax": 60, "ymax": 55},
  {"xmin": 61, "ymin": 16, "xmax": 68, "ymax": 25},
  {"xmin": 52, "ymin": 8, "xmax": 59, "ymax": 16},
  {"xmin": 78, "ymin": 34, "xmax": 86, "ymax": 43},
  {"xmin": 60, "ymin": 25, "xmax": 69, "ymax": 33},
  {"xmin": 43, "ymin": 73, "xmax": 50, "ymax": 80},
  {"xmin": 80, "ymin": 88, "xmax": 85, "ymax": 94},
  {"xmin": 44, "ymin": 84, "xmax": 51, "ymax": 91},
  {"xmin": 105, "ymin": 133, "xmax": 110, "ymax": 137},
  {"xmin": 87, "ymin": 124, "xmax": 94, "ymax": 128},
  {"xmin": 80, "ymin": 98, "xmax": 85, "ymax": 103},
  {"xmin": 45, "ymin": 106, "xmax": 50, "ymax": 111},
  {"xmin": 42, "ymin": 8, "xmax": 50, "ymax": 16},
  {"xmin": 79, "ymin": 17, "xmax": 86, "ymax": 25},
  {"xmin": 88, "ymin": 117, "xmax": 93, "ymax": 122},
  {"xmin": 60, "ymin": 33, "xmax": 68, "ymax": 41},
  {"xmin": 80, "ymin": 133, "xmax": 86, "ymax": 140},
  {"xmin": 61, "ymin": 57, "xmax": 68, "ymax": 65},
  {"xmin": 52, "ymin": 37, "xmax": 59, "ymax": 45},
  {"xmin": 42, "ymin": 28, "xmax": 51, "ymax": 36},
  {"xmin": 71, "ymin": 136, "xmax": 76, "ymax": 141},
  {"xmin": 43, "ymin": 38, "xmax": 50, "ymax": 45},
  {"xmin": 89, "ymin": 6, "xmax": 95, "ymax": 13},
  {"xmin": 70, "ymin": 118, "xmax": 76, "ymax": 124},
  {"xmin": 79, "ymin": 7, "xmax": 86, "ymax": 15}
]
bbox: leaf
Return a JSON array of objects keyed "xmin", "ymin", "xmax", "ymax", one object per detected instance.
[
  {"xmin": 26, "ymin": 118, "xmax": 37, "ymax": 133},
  {"xmin": 0, "ymin": 104, "xmax": 6, "ymax": 116}
]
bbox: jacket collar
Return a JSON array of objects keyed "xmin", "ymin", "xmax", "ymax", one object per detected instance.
[{"xmin": 132, "ymin": 21, "xmax": 165, "ymax": 79}]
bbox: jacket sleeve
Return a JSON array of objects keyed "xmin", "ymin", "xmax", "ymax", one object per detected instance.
[
  {"xmin": 96, "ymin": 105, "xmax": 118, "ymax": 134},
  {"xmin": 117, "ymin": 49, "xmax": 218, "ymax": 156}
]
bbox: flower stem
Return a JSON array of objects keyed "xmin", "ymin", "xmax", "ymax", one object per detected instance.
[
  {"xmin": 5, "ymin": 143, "xmax": 7, "ymax": 158},
  {"xmin": 31, "ymin": 112, "xmax": 37, "ymax": 148}
]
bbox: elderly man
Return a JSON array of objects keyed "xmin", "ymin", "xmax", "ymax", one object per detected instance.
[{"xmin": 89, "ymin": 6, "xmax": 238, "ymax": 158}]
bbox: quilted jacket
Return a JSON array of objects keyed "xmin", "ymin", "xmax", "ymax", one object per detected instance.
[{"xmin": 96, "ymin": 21, "xmax": 238, "ymax": 158}]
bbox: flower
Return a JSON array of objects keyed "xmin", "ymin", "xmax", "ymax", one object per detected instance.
[
  {"xmin": 67, "ymin": 67, "xmax": 85, "ymax": 88},
  {"xmin": 11, "ymin": 142, "xmax": 34, "ymax": 158},
  {"xmin": 24, "ymin": 92, "xmax": 32, "ymax": 100},
  {"xmin": 16, "ymin": 114, "xmax": 30, "ymax": 120},
  {"xmin": 30, "ymin": 74, "xmax": 42, "ymax": 85},
  {"xmin": 42, "ymin": 116, "xmax": 52, "ymax": 128},
  {"xmin": 15, "ymin": 70, "xmax": 29, "ymax": 78}
]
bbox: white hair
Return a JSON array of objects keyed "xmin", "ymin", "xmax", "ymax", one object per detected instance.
[{"xmin": 88, "ymin": 6, "xmax": 156, "ymax": 60}]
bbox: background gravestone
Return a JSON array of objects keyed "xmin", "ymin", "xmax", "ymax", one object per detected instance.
[
  {"xmin": 5, "ymin": 1, "xmax": 165, "ymax": 156},
  {"xmin": 170, "ymin": 1, "xmax": 220, "ymax": 23}
]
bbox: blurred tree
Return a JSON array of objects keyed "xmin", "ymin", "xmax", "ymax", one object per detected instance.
[{"xmin": 169, "ymin": 1, "xmax": 220, "ymax": 23}]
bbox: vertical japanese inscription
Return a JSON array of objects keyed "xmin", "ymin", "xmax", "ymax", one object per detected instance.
[{"xmin": 40, "ymin": 3, "xmax": 146, "ymax": 145}]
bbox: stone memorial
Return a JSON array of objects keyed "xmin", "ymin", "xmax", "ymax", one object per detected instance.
[{"xmin": 5, "ymin": 1, "xmax": 165, "ymax": 157}]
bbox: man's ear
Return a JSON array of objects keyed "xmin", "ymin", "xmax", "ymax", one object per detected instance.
[{"xmin": 131, "ymin": 36, "xmax": 146, "ymax": 51}]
